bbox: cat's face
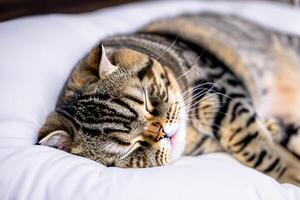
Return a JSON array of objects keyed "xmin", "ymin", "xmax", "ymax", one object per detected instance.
[{"xmin": 39, "ymin": 46, "xmax": 187, "ymax": 167}]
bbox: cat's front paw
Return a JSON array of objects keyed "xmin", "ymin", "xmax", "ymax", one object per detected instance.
[{"xmin": 265, "ymin": 118, "xmax": 284, "ymax": 143}]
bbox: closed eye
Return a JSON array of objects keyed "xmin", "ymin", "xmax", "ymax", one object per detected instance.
[
  {"xmin": 126, "ymin": 94, "xmax": 144, "ymax": 105},
  {"xmin": 118, "ymin": 141, "xmax": 142, "ymax": 160}
]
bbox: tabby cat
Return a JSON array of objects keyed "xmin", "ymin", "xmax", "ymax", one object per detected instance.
[{"xmin": 38, "ymin": 13, "xmax": 300, "ymax": 186}]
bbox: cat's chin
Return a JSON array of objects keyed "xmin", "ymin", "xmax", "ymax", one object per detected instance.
[{"xmin": 169, "ymin": 119, "xmax": 187, "ymax": 163}]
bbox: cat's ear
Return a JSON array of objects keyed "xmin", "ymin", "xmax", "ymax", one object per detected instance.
[
  {"xmin": 98, "ymin": 45, "xmax": 118, "ymax": 78},
  {"xmin": 38, "ymin": 112, "xmax": 73, "ymax": 152},
  {"xmin": 39, "ymin": 130, "xmax": 72, "ymax": 152}
]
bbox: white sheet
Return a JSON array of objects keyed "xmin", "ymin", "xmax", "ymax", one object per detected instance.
[{"xmin": 1, "ymin": 1, "xmax": 300, "ymax": 199}]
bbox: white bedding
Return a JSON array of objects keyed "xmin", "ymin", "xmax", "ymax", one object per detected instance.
[{"xmin": 1, "ymin": 1, "xmax": 300, "ymax": 199}]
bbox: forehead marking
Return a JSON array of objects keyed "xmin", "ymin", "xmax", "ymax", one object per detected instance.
[{"xmin": 137, "ymin": 59, "xmax": 153, "ymax": 80}]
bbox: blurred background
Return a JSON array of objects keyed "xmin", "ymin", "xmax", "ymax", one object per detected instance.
[
  {"xmin": 0, "ymin": 0, "xmax": 140, "ymax": 21},
  {"xmin": 0, "ymin": 0, "xmax": 296, "ymax": 22}
]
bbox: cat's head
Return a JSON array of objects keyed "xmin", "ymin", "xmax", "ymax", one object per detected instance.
[{"xmin": 38, "ymin": 45, "xmax": 187, "ymax": 167}]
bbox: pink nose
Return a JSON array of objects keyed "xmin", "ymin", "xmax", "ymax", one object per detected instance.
[{"xmin": 156, "ymin": 126, "xmax": 166, "ymax": 141}]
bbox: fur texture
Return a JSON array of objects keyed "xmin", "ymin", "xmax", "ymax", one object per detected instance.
[{"xmin": 38, "ymin": 13, "xmax": 300, "ymax": 186}]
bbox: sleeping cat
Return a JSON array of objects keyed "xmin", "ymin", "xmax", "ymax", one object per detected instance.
[{"xmin": 38, "ymin": 13, "xmax": 300, "ymax": 186}]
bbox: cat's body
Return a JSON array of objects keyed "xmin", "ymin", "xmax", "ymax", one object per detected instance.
[{"xmin": 38, "ymin": 13, "xmax": 300, "ymax": 186}]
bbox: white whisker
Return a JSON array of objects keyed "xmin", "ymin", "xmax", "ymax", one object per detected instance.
[
  {"xmin": 156, "ymin": 34, "xmax": 179, "ymax": 61},
  {"xmin": 169, "ymin": 50, "xmax": 206, "ymax": 89}
]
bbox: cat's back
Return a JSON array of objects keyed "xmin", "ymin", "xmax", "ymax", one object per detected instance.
[{"xmin": 143, "ymin": 13, "xmax": 300, "ymax": 122}]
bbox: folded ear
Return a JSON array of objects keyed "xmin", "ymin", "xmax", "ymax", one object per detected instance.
[
  {"xmin": 39, "ymin": 130, "xmax": 72, "ymax": 152},
  {"xmin": 38, "ymin": 112, "xmax": 73, "ymax": 152},
  {"xmin": 99, "ymin": 45, "xmax": 118, "ymax": 78}
]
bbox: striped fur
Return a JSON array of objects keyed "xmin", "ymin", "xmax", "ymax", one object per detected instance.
[{"xmin": 39, "ymin": 13, "xmax": 300, "ymax": 186}]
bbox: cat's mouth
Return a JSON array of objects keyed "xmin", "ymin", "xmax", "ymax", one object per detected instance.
[
  {"xmin": 170, "ymin": 133, "xmax": 177, "ymax": 145},
  {"xmin": 158, "ymin": 130, "xmax": 177, "ymax": 146},
  {"xmin": 168, "ymin": 120, "xmax": 187, "ymax": 162},
  {"xmin": 163, "ymin": 127, "xmax": 177, "ymax": 145}
]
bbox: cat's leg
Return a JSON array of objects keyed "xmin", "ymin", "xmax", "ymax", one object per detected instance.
[
  {"xmin": 184, "ymin": 91, "xmax": 224, "ymax": 156},
  {"xmin": 265, "ymin": 118, "xmax": 300, "ymax": 160},
  {"xmin": 218, "ymin": 98, "xmax": 300, "ymax": 186},
  {"xmin": 264, "ymin": 118, "xmax": 285, "ymax": 143},
  {"xmin": 281, "ymin": 123, "xmax": 300, "ymax": 159},
  {"xmin": 184, "ymin": 123, "xmax": 224, "ymax": 156}
]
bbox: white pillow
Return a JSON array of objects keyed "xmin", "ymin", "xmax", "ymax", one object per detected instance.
[{"xmin": 1, "ymin": 1, "xmax": 300, "ymax": 199}]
